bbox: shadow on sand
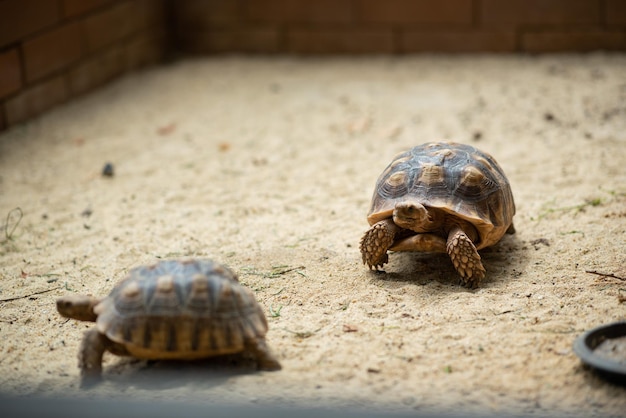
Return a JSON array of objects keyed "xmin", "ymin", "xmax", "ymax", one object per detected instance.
[
  {"xmin": 365, "ymin": 233, "xmax": 528, "ymax": 290},
  {"xmin": 92, "ymin": 352, "xmax": 265, "ymax": 391}
]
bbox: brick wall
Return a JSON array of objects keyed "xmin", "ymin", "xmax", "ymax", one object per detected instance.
[
  {"xmin": 0, "ymin": 0, "xmax": 167, "ymax": 130},
  {"xmin": 174, "ymin": 0, "xmax": 626, "ymax": 54},
  {"xmin": 1, "ymin": 0, "xmax": 625, "ymax": 132}
]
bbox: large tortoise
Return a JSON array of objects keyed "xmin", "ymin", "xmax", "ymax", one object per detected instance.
[
  {"xmin": 360, "ymin": 141, "xmax": 515, "ymax": 288},
  {"xmin": 57, "ymin": 259, "xmax": 281, "ymax": 385}
]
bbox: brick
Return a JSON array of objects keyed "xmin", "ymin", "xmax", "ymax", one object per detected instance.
[
  {"xmin": 244, "ymin": 0, "xmax": 353, "ymax": 23},
  {"xmin": 62, "ymin": 0, "xmax": 115, "ymax": 18},
  {"xmin": 175, "ymin": 0, "xmax": 242, "ymax": 27},
  {"xmin": 181, "ymin": 28, "xmax": 280, "ymax": 53},
  {"xmin": 606, "ymin": 0, "xmax": 626, "ymax": 25},
  {"xmin": 125, "ymin": 29, "xmax": 167, "ymax": 70},
  {"xmin": 481, "ymin": 0, "xmax": 601, "ymax": 25},
  {"xmin": 287, "ymin": 29, "xmax": 395, "ymax": 54},
  {"xmin": 67, "ymin": 47, "xmax": 126, "ymax": 95},
  {"xmin": 22, "ymin": 22, "xmax": 84, "ymax": 83},
  {"xmin": 0, "ymin": 103, "xmax": 6, "ymax": 132},
  {"xmin": 0, "ymin": 0, "xmax": 60, "ymax": 46},
  {"xmin": 355, "ymin": 0, "xmax": 472, "ymax": 24},
  {"xmin": 522, "ymin": 31, "xmax": 626, "ymax": 52},
  {"xmin": 83, "ymin": 1, "xmax": 136, "ymax": 52},
  {"xmin": 402, "ymin": 31, "xmax": 516, "ymax": 52},
  {"xmin": 0, "ymin": 49, "xmax": 22, "ymax": 99},
  {"xmin": 4, "ymin": 76, "xmax": 67, "ymax": 125},
  {"xmin": 131, "ymin": 0, "xmax": 167, "ymax": 30}
]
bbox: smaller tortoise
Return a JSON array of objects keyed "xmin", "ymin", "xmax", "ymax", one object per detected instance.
[
  {"xmin": 57, "ymin": 259, "xmax": 281, "ymax": 385},
  {"xmin": 360, "ymin": 142, "xmax": 515, "ymax": 288}
]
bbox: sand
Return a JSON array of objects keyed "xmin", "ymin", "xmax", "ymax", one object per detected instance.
[{"xmin": 0, "ymin": 54, "xmax": 625, "ymax": 417}]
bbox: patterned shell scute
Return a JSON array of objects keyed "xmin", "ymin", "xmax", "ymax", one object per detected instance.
[
  {"xmin": 368, "ymin": 142, "xmax": 515, "ymax": 249},
  {"xmin": 93, "ymin": 259, "xmax": 268, "ymax": 358}
]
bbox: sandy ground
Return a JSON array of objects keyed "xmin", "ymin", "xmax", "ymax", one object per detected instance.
[{"xmin": 0, "ymin": 54, "xmax": 625, "ymax": 417}]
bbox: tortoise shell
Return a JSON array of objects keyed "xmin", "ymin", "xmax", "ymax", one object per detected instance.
[
  {"xmin": 367, "ymin": 141, "xmax": 515, "ymax": 249},
  {"xmin": 93, "ymin": 259, "xmax": 268, "ymax": 359}
]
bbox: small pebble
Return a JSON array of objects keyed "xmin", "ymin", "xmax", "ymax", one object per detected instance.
[{"xmin": 102, "ymin": 162, "xmax": 114, "ymax": 177}]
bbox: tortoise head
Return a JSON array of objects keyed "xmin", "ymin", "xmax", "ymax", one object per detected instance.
[
  {"xmin": 393, "ymin": 201, "xmax": 441, "ymax": 232},
  {"xmin": 56, "ymin": 294, "xmax": 100, "ymax": 322}
]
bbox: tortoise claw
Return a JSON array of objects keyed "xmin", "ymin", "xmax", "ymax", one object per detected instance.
[
  {"xmin": 79, "ymin": 373, "xmax": 103, "ymax": 389},
  {"xmin": 447, "ymin": 228, "xmax": 485, "ymax": 288},
  {"xmin": 360, "ymin": 219, "xmax": 397, "ymax": 269}
]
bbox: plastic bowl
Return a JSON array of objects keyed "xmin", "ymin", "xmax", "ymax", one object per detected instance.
[{"xmin": 573, "ymin": 321, "xmax": 626, "ymax": 385}]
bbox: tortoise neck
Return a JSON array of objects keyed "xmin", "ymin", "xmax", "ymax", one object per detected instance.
[{"xmin": 56, "ymin": 295, "xmax": 100, "ymax": 322}]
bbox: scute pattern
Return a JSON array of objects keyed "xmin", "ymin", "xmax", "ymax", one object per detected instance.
[
  {"xmin": 367, "ymin": 142, "xmax": 515, "ymax": 249},
  {"xmin": 94, "ymin": 259, "xmax": 268, "ymax": 358}
]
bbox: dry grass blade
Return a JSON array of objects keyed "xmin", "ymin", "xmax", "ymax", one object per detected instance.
[
  {"xmin": 0, "ymin": 287, "xmax": 60, "ymax": 303},
  {"xmin": 585, "ymin": 270, "xmax": 626, "ymax": 281},
  {"xmin": 4, "ymin": 207, "xmax": 23, "ymax": 240}
]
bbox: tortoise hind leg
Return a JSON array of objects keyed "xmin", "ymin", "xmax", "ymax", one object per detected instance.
[
  {"xmin": 446, "ymin": 226, "xmax": 485, "ymax": 288},
  {"xmin": 360, "ymin": 218, "xmax": 400, "ymax": 269},
  {"xmin": 78, "ymin": 328, "xmax": 108, "ymax": 387},
  {"xmin": 245, "ymin": 338, "xmax": 281, "ymax": 371},
  {"xmin": 506, "ymin": 222, "xmax": 516, "ymax": 234}
]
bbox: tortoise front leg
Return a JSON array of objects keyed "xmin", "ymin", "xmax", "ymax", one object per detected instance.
[
  {"xmin": 246, "ymin": 338, "xmax": 282, "ymax": 371},
  {"xmin": 78, "ymin": 328, "xmax": 108, "ymax": 387},
  {"xmin": 446, "ymin": 226, "xmax": 485, "ymax": 288},
  {"xmin": 360, "ymin": 218, "xmax": 400, "ymax": 269}
]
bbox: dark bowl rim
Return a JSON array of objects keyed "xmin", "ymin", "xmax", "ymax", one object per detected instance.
[{"xmin": 573, "ymin": 321, "xmax": 626, "ymax": 377}]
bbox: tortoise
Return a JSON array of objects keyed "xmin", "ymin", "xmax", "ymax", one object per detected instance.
[
  {"xmin": 360, "ymin": 141, "xmax": 515, "ymax": 288},
  {"xmin": 56, "ymin": 259, "xmax": 281, "ymax": 385}
]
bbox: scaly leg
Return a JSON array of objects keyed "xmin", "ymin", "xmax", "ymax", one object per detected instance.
[
  {"xmin": 446, "ymin": 226, "xmax": 485, "ymax": 288},
  {"xmin": 360, "ymin": 219, "xmax": 400, "ymax": 269},
  {"xmin": 78, "ymin": 328, "xmax": 108, "ymax": 387},
  {"xmin": 246, "ymin": 338, "xmax": 281, "ymax": 371}
]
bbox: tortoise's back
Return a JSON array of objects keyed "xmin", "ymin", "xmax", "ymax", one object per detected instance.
[
  {"xmin": 368, "ymin": 142, "xmax": 515, "ymax": 248},
  {"xmin": 94, "ymin": 259, "xmax": 268, "ymax": 359}
]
